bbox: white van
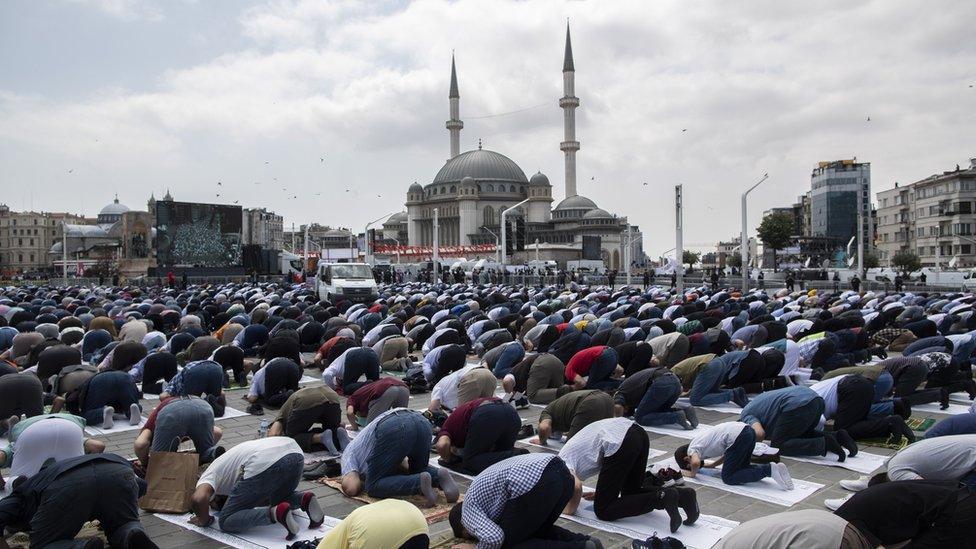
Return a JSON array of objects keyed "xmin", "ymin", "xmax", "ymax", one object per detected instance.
[{"xmin": 315, "ymin": 262, "xmax": 378, "ymax": 303}]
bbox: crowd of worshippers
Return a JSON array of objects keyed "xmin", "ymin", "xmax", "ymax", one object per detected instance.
[{"xmin": 2, "ymin": 280, "xmax": 976, "ymax": 548}]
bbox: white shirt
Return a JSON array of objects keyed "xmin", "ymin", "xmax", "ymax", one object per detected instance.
[
  {"xmin": 558, "ymin": 418, "xmax": 635, "ymax": 480},
  {"xmin": 430, "ymin": 363, "xmax": 480, "ymax": 410},
  {"xmin": 197, "ymin": 437, "xmax": 302, "ymax": 496},
  {"xmin": 687, "ymin": 421, "xmax": 749, "ymax": 460},
  {"xmin": 786, "ymin": 319, "xmax": 813, "ymax": 339},
  {"xmin": 810, "ymin": 375, "xmax": 846, "ymax": 424},
  {"xmin": 423, "ymin": 328, "xmax": 455, "ymax": 354},
  {"xmin": 322, "ymin": 347, "xmax": 354, "ymax": 388}
]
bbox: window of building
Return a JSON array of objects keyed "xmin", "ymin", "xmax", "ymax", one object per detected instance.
[
  {"xmin": 486, "ymin": 184, "xmax": 494, "ymax": 192},
  {"xmin": 28, "ymin": 238, "xmax": 33, "ymax": 246},
  {"xmin": 17, "ymin": 238, "xmax": 22, "ymax": 246},
  {"xmin": 18, "ymin": 254, "xmax": 22, "ymax": 262},
  {"xmin": 29, "ymin": 254, "xmax": 33, "ymax": 262},
  {"xmin": 963, "ymin": 245, "xmax": 972, "ymax": 255}
]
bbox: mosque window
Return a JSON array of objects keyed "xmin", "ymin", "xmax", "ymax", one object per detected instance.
[
  {"xmin": 451, "ymin": 186, "xmax": 457, "ymax": 193},
  {"xmin": 487, "ymin": 184, "xmax": 495, "ymax": 192},
  {"xmin": 483, "ymin": 206, "xmax": 495, "ymax": 226},
  {"xmin": 510, "ymin": 185, "xmax": 516, "ymax": 193}
]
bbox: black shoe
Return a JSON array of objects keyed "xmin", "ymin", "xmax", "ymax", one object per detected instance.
[
  {"xmin": 80, "ymin": 537, "xmax": 104, "ymax": 549},
  {"xmin": 513, "ymin": 396, "xmax": 529, "ymax": 409},
  {"xmin": 245, "ymin": 403, "xmax": 264, "ymax": 415},
  {"xmin": 122, "ymin": 529, "xmax": 158, "ymax": 549},
  {"xmin": 676, "ymin": 486, "xmax": 699, "ymax": 525},
  {"xmin": 871, "ymin": 346, "xmax": 888, "ymax": 359},
  {"xmin": 655, "ymin": 488, "xmax": 682, "ymax": 533},
  {"xmin": 892, "ymin": 397, "xmax": 911, "ymax": 420},
  {"xmin": 824, "ymin": 433, "xmax": 846, "ymax": 462},
  {"xmin": 518, "ymin": 424, "xmax": 535, "ymax": 438},
  {"xmin": 940, "ymin": 387, "xmax": 951, "ymax": 410}
]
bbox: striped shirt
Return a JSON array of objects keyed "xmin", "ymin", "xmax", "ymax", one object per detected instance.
[
  {"xmin": 558, "ymin": 418, "xmax": 635, "ymax": 480},
  {"xmin": 462, "ymin": 453, "xmax": 560, "ymax": 549}
]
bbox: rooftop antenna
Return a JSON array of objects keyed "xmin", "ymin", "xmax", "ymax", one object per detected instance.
[{"xmin": 478, "ymin": 138, "xmax": 483, "ymax": 150}]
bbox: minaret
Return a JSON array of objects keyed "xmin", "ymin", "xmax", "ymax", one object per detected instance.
[
  {"xmin": 446, "ymin": 53, "xmax": 463, "ymax": 159},
  {"xmin": 559, "ymin": 23, "xmax": 580, "ymax": 198}
]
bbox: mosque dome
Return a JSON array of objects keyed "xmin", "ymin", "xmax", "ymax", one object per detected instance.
[
  {"xmin": 97, "ymin": 197, "xmax": 130, "ymax": 225},
  {"xmin": 385, "ymin": 211, "xmax": 408, "ymax": 225},
  {"xmin": 432, "ymin": 149, "xmax": 528, "ymax": 185},
  {"xmin": 582, "ymin": 208, "xmax": 613, "ymax": 219},
  {"xmin": 529, "ymin": 172, "xmax": 550, "ymax": 186},
  {"xmin": 554, "ymin": 195, "xmax": 598, "ymax": 211},
  {"xmin": 408, "ymin": 182, "xmax": 424, "ymax": 193}
]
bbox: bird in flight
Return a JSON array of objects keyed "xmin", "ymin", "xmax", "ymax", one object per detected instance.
[
  {"xmin": 233, "ymin": 200, "xmax": 239, "ymax": 204},
  {"xmin": 345, "ymin": 189, "xmax": 350, "ymax": 193},
  {"xmin": 682, "ymin": 129, "xmax": 687, "ymax": 132},
  {"xmin": 217, "ymin": 181, "xmax": 222, "ymax": 186},
  {"xmin": 216, "ymin": 193, "xmax": 220, "ymax": 198},
  {"xmin": 315, "ymin": 192, "xmax": 321, "ymax": 196},
  {"xmin": 67, "ymin": 169, "xmax": 73, "ymax": 174},
  {"xmin": 265, "ymin": 161, "xmax": 269, "ymax": 164},
  {"xmin": 320, "ymin": 157, "xmax": 325, "ymax": 162},
  {"xmin": 866, "ymin": 117, "xmax": 871, "ymax": 122},
  {"xmin": 643, "ymin": 182, "xmax": 648, "ymax": 186},
  {"xmin": 254, "ymin": 182, "xmax": 260, "ymax": 185}
]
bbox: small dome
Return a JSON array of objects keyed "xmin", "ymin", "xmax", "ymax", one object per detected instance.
[
  {"xmin": 529, "ymin": 172, "xmax": 550, "ymax": 186},
  {"xmin": 408, "ymin": 182, "xmax": 424, "ymax": 193},
  {"xmin": 324, "ymin": 228, "xmax": 352, "ymax": 237},
  {"xmin": 99, "ymin": 198, "xmax": 130, "ymax": 217},
  {"xmin": 460, "ymin": 176, "xmax": 475, "ymax": 186},
  {"xmin": 554, "ymin": 195, "xmax": 598, "ymax": 211},
  {"xmin": 385, "ymin": 211, "xmax": 408, "ymax": 225},
  {"xmin": 582, "ymin": 208, "xmax": 613, "ymax": 219}
]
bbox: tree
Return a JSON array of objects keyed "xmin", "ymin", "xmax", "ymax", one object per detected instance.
[
  {"xmin": 863, "ymin": 252, "xmax": 880, "ymax": 270},
  {"xmin": 892, "ymin": 250, "xmax": 921, "ymax": 276},
  {"xmin": 726, "ymin": 254, "xmax": 742, "ymax": 268},
  {"xmin": 757, "ymin": 212, "xmax": 794, "ymax": 272},
  {"xmin": 682, "ymin": 250, "xmax": 701, "ymax": 268}
]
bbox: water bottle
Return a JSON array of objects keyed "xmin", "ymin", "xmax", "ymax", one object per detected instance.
[{"xmin": 257, "ymin": 419, "xmax": 269, "ymax": 439}]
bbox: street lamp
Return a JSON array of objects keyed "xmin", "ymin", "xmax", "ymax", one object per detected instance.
[
  {"xmin": 741, "ymin": 173, "xmax": 769, "ymax": 292},
  {"xmin": 364, "ymin": 211, "xmax": 399, "ymax": 266},
  {"xmin": 481, "ymin": 226, "xmax": 501, "ymax": 263}
]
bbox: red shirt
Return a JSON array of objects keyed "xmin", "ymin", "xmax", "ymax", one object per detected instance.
[
  {"xmin": 438, "ymin": 397, "xmax": 500, "ymax": 448},
  {"xmin": 346, "ymin": 377, "xmax": 407, "ymax": 416},
  {"xmin": 564, "ymin": 345, "xmax": 608, "ymax": 382},
  {"xmin": 143, "ymin": 397, "xmax": 176, "ymax": 432}
]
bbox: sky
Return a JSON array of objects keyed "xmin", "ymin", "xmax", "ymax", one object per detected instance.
[{"xmin": 2, "ymin": 0, "xmax": 974, "ymax": 257}]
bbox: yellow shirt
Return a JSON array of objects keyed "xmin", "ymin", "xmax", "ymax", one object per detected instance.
[{"xmin": 317, "ymin": 499, "xmax": 428, "ymax": 549}]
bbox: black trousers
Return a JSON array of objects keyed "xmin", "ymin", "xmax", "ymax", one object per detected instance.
[
  {"xmin": 30, "ymin": 461, "xmax": 146, "ymax": 548},
  {"xmin": 892, "ymin": 363, "xmax": 942, "ymax": 406},
  {"xmin": 0, "ymin": 373, "xmax": 43, "ymax": 436},
  {"xmin": 263, "ymin": 359, "xmax": 302, "ymax": 408},
  {"xmin": 495, "ymin": 458, "xmax": 591, "ymax": 548},
  {"xmin": 341, "ymin": 352, "xmax": 381, "ymax": 395},
  {"xmin": 460, "ymin": 402, "xmax": 522, "ymax": 474},
  {"xmin": 594, "ymin": 423, "xmax": 666, "ymax": 521},
  {"xmin": 142, "ymin": 353, "xmax": 179, "ymax": 395},
  {"xmin": 835, "ymin": 375, "xmax": 891, "ymax": 439},
  {"xmin": 621, "ymin": 343, "xmax": 654, "ymax": 378},
  {"xmin": 286, "ymin": 401, "xmax": 343, "ymax": 451}
]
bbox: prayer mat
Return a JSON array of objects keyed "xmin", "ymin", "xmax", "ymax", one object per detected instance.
[
  {"xmin": 906, "ymin": 417, "xmax": 935, "ymax": 432},
  {"xmin": 562, "ymin": 501, "xmax": 737, "ymax": 549},
  {"xmin": 4, "ymin": 520, "xmax": 106, "ymax": 548},
  {"xmin": 642, "ymin": 422, "xmax": 714, "ymax": 441},
  {"xmin": 84, "ymin": 414, "xmax": 147, "ymax": 436},
  {"xmin": 154, "ymin": 511, "xmax": 336, "ymax": 549},
  {"xmin": 651, "ymin": 457, "xmax": 824, "ymax": 507},
  {"xmin": 784, "ymin": 449, "xmax": 887, "ymax": 474},
  {"xmin": 318, "ymin": 477, "xmax": 461, "ymax": 524},
  {"xmin": 912, "ymin": 402, "xmax": 972, "ymax": 415},
  {"xmin": 859, "ymin": 435, "xmax": 910, "ymax": 451}
]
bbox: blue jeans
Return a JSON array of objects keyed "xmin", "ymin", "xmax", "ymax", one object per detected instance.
[
  {"xmin": 364, "ymin": 410, "xmax": 438, "ymax": 498},
  {"xmin": 584, "ymin": 348, "xmax": 620, "ymax": 391},
  {"xmin": 218, "ymin": 453, "xmax": 303, "ymax": 533},
  {"xmin": 179, "ymin": 362, "xmax": 224, "ymax": 397},
  {"xmin": 689, "ymin": 359, "xmax": 733, "ymax": 406},
  {"xmin": 721, "ymin": 426, "xmax": 770, "ymax": 485},
  {"xmin": 150, "ymin": 398, "xmax": 219, "ymax": 462},
  {"xmin": 492, "ymin": 344, "xmax": 526, "ymax": 379},
  {"xmin": 953, "ymin": 335, "xmax": 976, "ymax": 367},
  {"xmin": 83, "ymin": 371, "xmax": 141, "ymax": 426},
  {"xmin": 634, "ymin": 374, "xmax": 682, "ymax": 426}
]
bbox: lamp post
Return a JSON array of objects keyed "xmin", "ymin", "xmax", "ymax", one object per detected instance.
[
  {"xmin": 433, "ymin": 208, "xmax": 440, "ymax": 281},
  {"xmin": 675, "ymin": 185, "xmax": 684, "ymax": 294},
  {"xmin": 499, "ymin": 198, "xmax": 531, "ymax": 267},
  {"xmin": 741, "ymin": 173, "xmax": 769, "ymax": 292},
  {"xmin": 61, "ymin": 219, "xmax": 67, "ymax": 285},
  {"xmin": 364, "ymin": 211, "xmax": 399, "ymax": 266},
  {"xmin": 482, "ymin": 226, "xmax": 500, "ymax": 263}
]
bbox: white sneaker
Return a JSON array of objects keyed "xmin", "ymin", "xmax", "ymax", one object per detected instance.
[
  {"xmin": 824, "ymin": 495, "xmax": 851, "ymax": 511},
  {"xmin": 771, "ymin": 462, "xmax": 794, "ymax": 491},
  {"xmin": 839, "ymin": 475, "xmax": 870, "ymax": 492},
  {"xmin": 102, "ymin": 406, "xmax": 115, "ymax": 430}
]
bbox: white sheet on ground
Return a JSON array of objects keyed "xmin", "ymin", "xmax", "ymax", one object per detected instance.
[
  {"xmin": 783, "ymin": 450, "xmax": 887, "ymax": 475},
  {"xmin": 913, "ymin": 401, "xmax": 972, "ymax": 415},
  {"xmin": 84, "ymin": 415, "xmax": 147, "ymax": 436},
  {"xmin": 948, "ymin": 392, "xmax": 973, "ymax": 406},
  {"xmin": 216, "ymin": 406, "xmax": 249, "ymax": 421},
  {"xmin": 518, "ymin": 435, "xmax": 566, "ymax": 451},
  {"xmin": 299, "ymin": 375, "xmax": 318, "ymax": 384},
  {"xmin": 676, "ymin": 398, "xmax": 746, "ymax": 415},
  {"xmin": 155, "ymin": 511, "xmax": 338, "ymax": 549},
  {"xmin": 642, "ymin": 422, "xmax": 714, "ymax": 441},
  {"xmin": 562, "ymin": 501, "xmax": 736, "ymax": 549},
  {"xmin": 304, "ymin": 450, "xmax": 338, "ymax": 464},
  {"xmin": 651, "ymin": 457, "xmax": 823, "ymax": 507},
  {"xmin": 1, "ymin": 477, "xmax": 11, "ymax": 500}
]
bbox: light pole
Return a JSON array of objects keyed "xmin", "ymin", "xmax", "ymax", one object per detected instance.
[
  {"xmin": 433, "ymin": 208, "xmax": 440, "ymax": 281},
  {"xmin": 675, "ymin": 185, "xmax": 684, "ymax": 293},
  {"xmin": 61, "ymin": 219, "xmax": 67, "ymax": 285},
  {"xmin": 481, "ymin": 226, "xmax": 500, "ymax": 263},
  {"xmin": 741, "ymin": 173, "xmax": 769, "ymax": 292},
  {"xmin": 500, "ymin": 198, "xmax": 531, "ymax": 267},
  {"xmin": 391, "ymin": 237, "xmax": 401, "ymax": 264},
  {"xmin": 364, "ymin": 211, "xmax": 399, "ymax": 266}
]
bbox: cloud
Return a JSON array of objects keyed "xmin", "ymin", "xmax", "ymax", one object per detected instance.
[{"xmin": 2, "ymin": 0, "xmax": 975, "ymax": 256}]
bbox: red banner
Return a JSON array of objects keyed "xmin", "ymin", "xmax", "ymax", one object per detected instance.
[{"xmin": 372, "ymin": 243, "xmax": 497, "ymax": 258}]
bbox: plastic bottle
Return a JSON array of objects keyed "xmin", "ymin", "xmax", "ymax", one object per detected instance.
[{"xmin": 257, "ymin": 419, "xmax": 269, "ymax": 439}]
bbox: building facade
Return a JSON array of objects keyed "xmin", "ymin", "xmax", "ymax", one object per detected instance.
[
  {"xmin": 876, "ymin": 159, "xmax": 976, "ymax": 268},
  {"xmin": 810, "ymin": 159, "xmax": 873, "ymax": 247},
  {"xmin": 0, "ymin": 204, "xmax": 90, "ymax": 274},
  {"xmin": 243, "ymin": 208, "xmax": 284, "ymax": 250},
  {"xmin": 393, "ymin": 25, "xmax": 635, "ymax": 269}
]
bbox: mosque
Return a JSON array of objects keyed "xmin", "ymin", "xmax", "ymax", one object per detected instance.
[{"xmin": 383, "ymin": 25, "xmax": 642, "ymax": 270}]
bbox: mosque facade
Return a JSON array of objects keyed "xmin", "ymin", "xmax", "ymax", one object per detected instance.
[{"xmin": 385, "ymin": 25, "xmax": 640, "ymax": 270}]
